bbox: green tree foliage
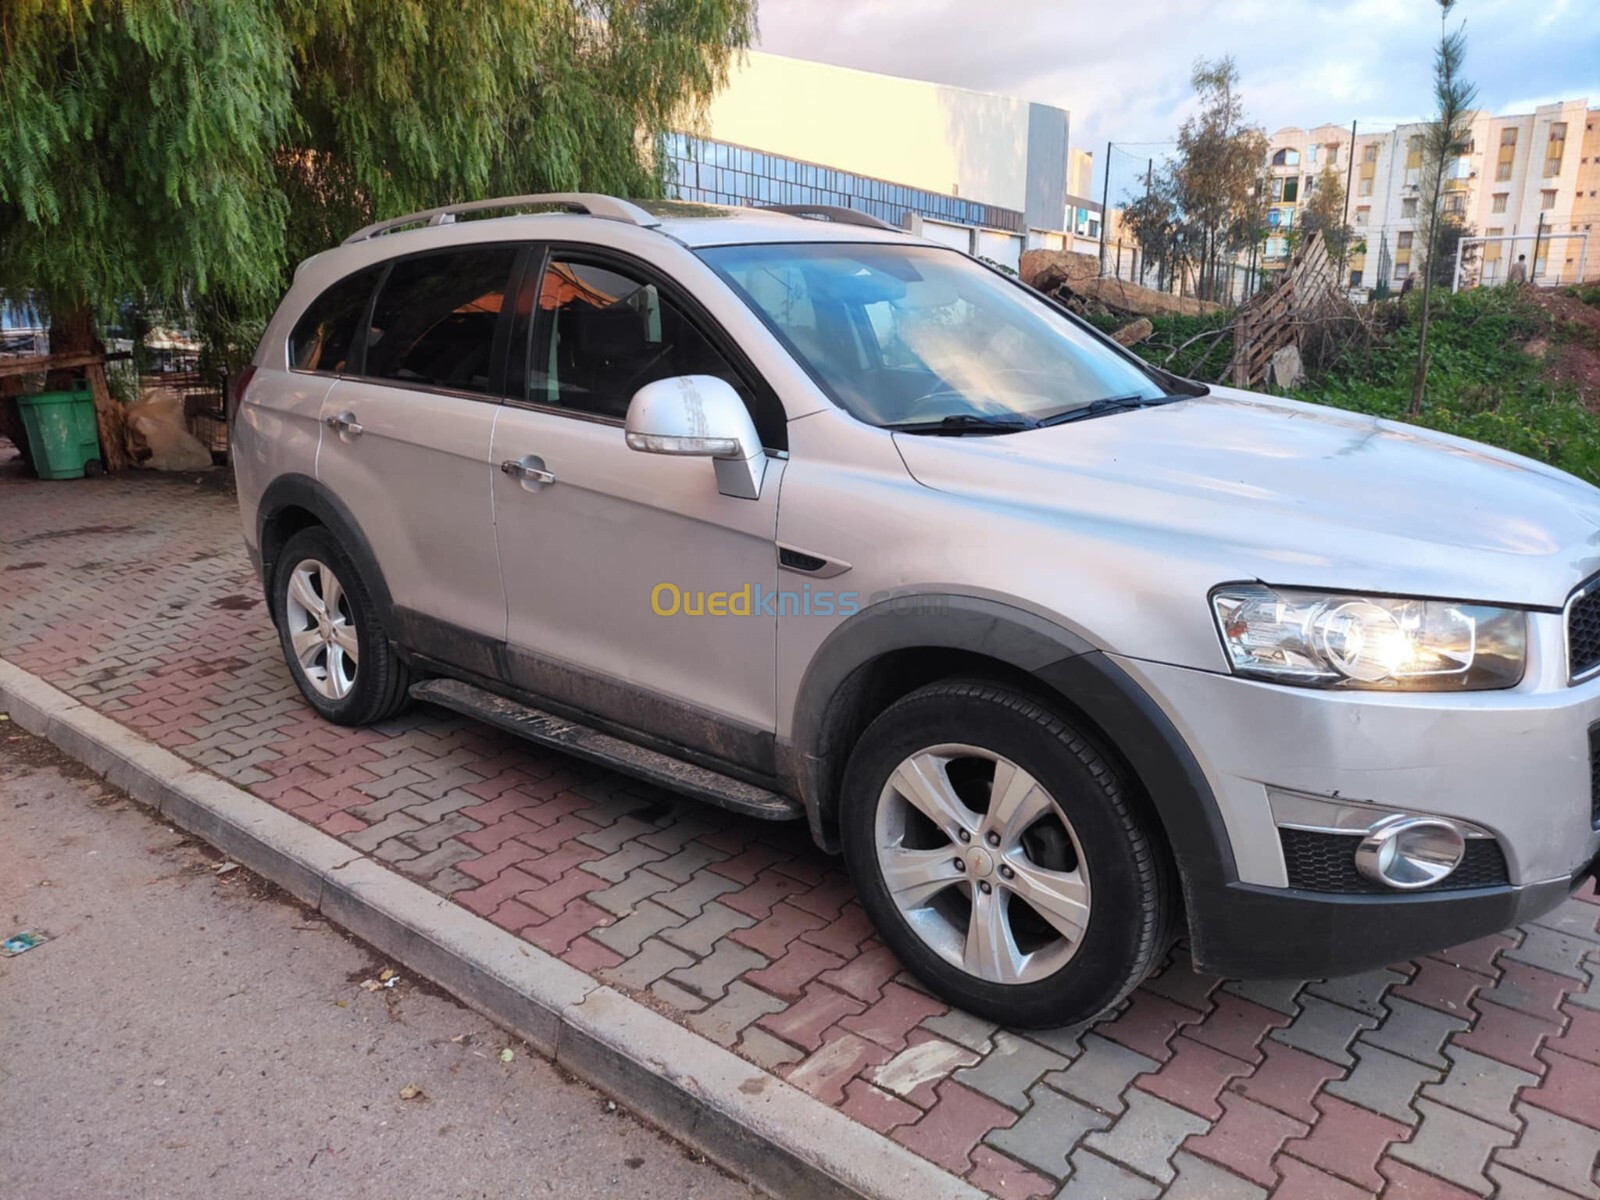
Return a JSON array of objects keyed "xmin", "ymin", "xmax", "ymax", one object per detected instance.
[
  {"xmin": 0, "ymin": 0, "xmax": 755, "ymax": 358},
  {"xmin": 1119, "ymin": 58, "xmax": 1269, "ymax": 304},
  {"xmin": 1410, "ymin": 0, "xmax": 1478, "ymax": 414},
  {"xmin": 1300, "ymin": 164, "xmax": 1353, "ymax": 266}
]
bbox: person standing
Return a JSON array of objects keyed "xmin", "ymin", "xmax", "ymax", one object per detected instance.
[{"xmin": 1507, "ymin": 254, "xmax": 1528, "ymax": 285}]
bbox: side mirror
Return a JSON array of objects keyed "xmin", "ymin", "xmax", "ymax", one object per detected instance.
[{"xmin": 624, "ymin": 375, "xmax": 768, "ymax": 500}]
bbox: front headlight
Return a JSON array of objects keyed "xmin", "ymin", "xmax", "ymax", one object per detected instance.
[{"xmin": 1210, "ymin": 585, "xmax": 1526, "ymax": 691}]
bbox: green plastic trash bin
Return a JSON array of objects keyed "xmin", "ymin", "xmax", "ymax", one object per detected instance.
[{"xmin": 17, "ymin": 380, "xmax": 103, "ymax": 480}]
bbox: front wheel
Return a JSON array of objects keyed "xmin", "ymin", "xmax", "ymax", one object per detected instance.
[
  {"xmin": 272, "ymin": 527, "xmax": 410, "ymax": 726},
  {"xmin": 840, "ymin": 680, "xmax": 1172, "ymax": 1027}
]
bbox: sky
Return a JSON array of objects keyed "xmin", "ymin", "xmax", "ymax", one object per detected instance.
[{"xmin": 754, "ymin": 0, "xmax": 1600, "ymax": 198}]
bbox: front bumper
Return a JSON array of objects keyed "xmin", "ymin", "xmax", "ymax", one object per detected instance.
[{"xmin": 1109, "ymin": 621, "xmax": 1600, "ymax": 975}]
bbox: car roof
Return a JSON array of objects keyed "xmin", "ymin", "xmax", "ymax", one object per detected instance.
[{"xmin": 637, "ymin": 201, "xmax": 923, "ymax": 249}]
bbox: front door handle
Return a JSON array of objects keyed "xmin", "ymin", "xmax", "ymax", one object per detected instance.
[
  {"xmin": 325, "ymin": 411, "xmax": 364, "ymax": 436},
  {"xmin": 501, "ymin": 455, "xmax": 556, "ymax": 487}
]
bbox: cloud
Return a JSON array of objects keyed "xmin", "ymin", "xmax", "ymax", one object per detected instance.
[{"xmin": 754, "ymin": 0, "xmax": 1599, "ymax": 193}]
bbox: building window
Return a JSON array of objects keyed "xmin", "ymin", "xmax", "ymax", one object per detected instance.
[
  {"xmin": 1492, "ymin": 193, "xmax": 1508, "ymax": 213},
  {"xmin": 1349, "ymin": 269, "xmax": 1363, "ymax": 287},
  {"xmin": 1304, "ymin": 174, "xmax": 1316, "ymax": 194},
  {"xmin": 1272, "ymin": 148, "xmax": 1301, "ymax": 167},
  {"xmin": 1445, "ymin": 193, "xmax": 1467, "ymax": 215},
  {"xmin": 1394, "ymin": 262, "xmax": 1410, "ymax": 279},
  {"xmin": 1327, "ymin": 145, "xmax": 1340, "ymax": 166},
  {"xmin": 1545, "ymin": 121, "xmax": 1568, "ymax": 177},
  {"xmin": 1355, "ymin": 205, "xmax": 1370, "ymax": 225},
  {"xmin": 1359, "ymin": 177, "xmax": 1374, "ymax": 197},
  {"xmin": 1271, "ymin": 177, "xmax": 1284, "ymax": 202},
  {"xmin": 1542, "ymin": 189, "xmax": 1558, "ymax": 210},
  {"xmin": 1408, "ymin": 134, "xmax": 1425, "ymax": 154},
  {"xmin": 1397, "ymin": 231, "xmax": 1414, "ymax": 250},
  {"xmin": 1402, "ymin": 197, "xmax": 1419, "ymax": 218},
  {"xmin": 1282, "ymin": 178, "xmax": 1299, "ymax": 204},
  {"xmin": 1404, "ymin": 167, "xmax": 1421, "ymax": 187},
  {"xmin": 1308, "ymin": 145, "xmax": 1318, "ymax": 165},
  {"xmin": 1501, "ymin": 127, "xmax": 1518, "ymax": 146},
  {"xmin": 1364, "ymin": 144, "xmax": 1379, "ymax": 164}
]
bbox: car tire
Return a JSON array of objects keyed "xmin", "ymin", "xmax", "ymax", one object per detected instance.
[
  {"xmin": 272, "ymin": 527, "xmax": 411, "ymax": 727},
  {"xmin": 839, "ymin": 679, "xmax": 1172, "ymax": 1027}
]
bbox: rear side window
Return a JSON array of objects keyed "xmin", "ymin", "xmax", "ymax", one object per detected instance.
[
  {"xmin": 365, "ymin": 247, "xmax": 517, "ymax": 395},
  {"xmin": 289, "ymin": 266, "xmax": 382, "ymax": 373}
]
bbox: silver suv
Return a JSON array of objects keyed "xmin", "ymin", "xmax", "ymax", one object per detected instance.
[{"xmin": 235, "ymin": 193, "xmax": 1600, "ymax": 1027}]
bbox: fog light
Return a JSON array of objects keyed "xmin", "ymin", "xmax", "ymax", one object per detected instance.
[{"xmin": 1354, "ymin": 818, "xmax": 1466, "ymax": 890}]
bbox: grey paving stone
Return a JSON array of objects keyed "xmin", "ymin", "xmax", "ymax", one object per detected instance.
[
  {"xmin": 1163, "ymin": 1151, "xmax": 1269, "ymax": 1200},
  {"xmin": 575, "ymin": 814, "xmax": 657, "ymax": 855},
  {"xmin": 736, "ymin": 1026, "xmax": 804, "ymax": 1071},
  {"xmin": 394, "ymin": 839, "xmax": 478, "ymax": 883},
  {"xmin": 1568, "ymin": 956, "xmax": 1600, "ymax": 1012},
  {"xmin": 1388, "ymin": 1098, "xmax": 1516, "ymax": 1194},
  {"xmin": 590, "ymin": 898, "xmax": 686, "ymax": 957},
  {"xmin": 348, "ymin": 786, "xmax": 431, "ymax": 824},
  {"xmin": 1502, "ymin": 924, "xmax": 1594, "ymax": 981},
  {"xmin": 401, "ymin": 791, "xmax": 481, "ymax": 825},
  {"xmin": 1142, "ymin": 956, "xmax": 1223, "ymax": 1013},
  {"xmin": 1054, "ymin": 1149, "xmax": 1160, "ymax": 1199},
  {"xmin": 1363, "ymin": 996, "xmax": 1470, "ymax": 1070},
  {"xmin": 343, "ymin": 811, "xmax": 425, "ymax": 853},
  {"xmin": 1270, "ymin": 994, "xmax": 1379, "ymax": 1066},
  {"xmin": 372, "ymin": 836, "xmax": 422, "ymax": 864},
  {"xmin": 427, "ymin": 866, "xmax": 475, "ymax": 896},
  {"xmin": 1305, "ymin": 966, "xmax": 1410, "ymax": 1018},
  {"xmin": 587, "ymin": 869, "xmax": 674, "ymax": 917},
  {"xmin": 1325, "ymin": 1041, "xmax": 1443, "ymax": 1126},
  {"xmin": 581, "ymin": 839, "xmax": 668, "ymax": 884},
  {"xmin": 602, "ymin": 937, "xmax": 695, "ymax": 990},
  {"xmin": 986, "ymin": 1083, "xmax": 1112, "ymax": 1177},
  {"xmin": 658, "ymin": 900, "xmax": 755, "ymax": 956},
  {"xmin": 1081, "ymin": 1090, "xmax": 1210, "ymax": 1184},
  {"xmin": 353, "ymin": 764, "xmax": 432, "ymax": 799},
  {"xmin": 1494, "ymin": 1106, "xmax": 1600, "ymax": 1197},
  {"xmin": 1419, "ymin": 1045, "xmax": 1540, "ymax": 1133},
  {"xmin": 653, "ymin": 870, "xmax": 742, "ymax": 918},
  {"xmin": 642, "ymin": 839, "xmax": 732, "ymax": 884},
  {"xmin": 1528, "ymin": 899, "xmax": 1600, "ymax": 945},
  {"xmin": 1222, "ymin": 976, "xmax": 1306, "ymax": 1016},
  {"xmin": 399, "ymin": 810, "xmax": 481, "ymax": 853},
  {"xmin": 648, "ymin": 977, "xmax": 710, "ymax": 1014},
  {"xmin": 1041, "ymin": 1033, "xmax": 1160, "ymax": 1116},
  {"xmin": 638, "ymin": 816, "xmax": 719, "ymax": 855},
  {"xmin": 688, "ymin": 980, "xmax": 788, "ymax": 1047},
  {"xmin": 1488, "ymin": 1163, "xmax": 1597, "ymax": 1200},
  {"xmin": 953, "ymin": 1031, "xmax": 1073, "ymax": 1111},
  {"xmin": 920, "ymin": 1007, "xmax": 999, "ymax": 1054},
  {"xmin": 668, "ymin": 941, "xmax": 769, "ymax": 1003}
]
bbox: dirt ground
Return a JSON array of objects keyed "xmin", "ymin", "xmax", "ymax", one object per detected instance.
[{"xmin": 1528, "ymin": 287, "xmax": 1600, "ymax": 407}]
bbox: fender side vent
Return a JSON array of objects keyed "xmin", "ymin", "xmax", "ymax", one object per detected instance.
[{"xmin": 778, "ymin": 547, "xmax": 828, "ymax": 573}]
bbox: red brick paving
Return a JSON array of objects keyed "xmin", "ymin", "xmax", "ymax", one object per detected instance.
[{"xmin": 5, "ymin": 453, "xmax": 1599, "ymax": 1199}]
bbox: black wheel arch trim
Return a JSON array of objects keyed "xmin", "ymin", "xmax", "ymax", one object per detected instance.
[
  {"xmin": 789, "ymin": 592, "xmax": 1237, "ymax": 914},
  {"xmin": 256, "ymin": 474, "xmax": 397, "ymax": 638}
]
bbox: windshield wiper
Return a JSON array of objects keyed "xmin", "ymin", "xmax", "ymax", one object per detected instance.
[
  {"xmin": 1037, "ymin": 394, "xmax": 1174, "ymax": 427},
  {"xmin": 884, "ymin": 413, "xmax": 1036, "ymax": 436}
]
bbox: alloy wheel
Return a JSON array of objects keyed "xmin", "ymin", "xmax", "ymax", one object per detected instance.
[
  {"xmin": 283, "ymin": 558, "xmax": 359, "ymax": 701},
  {"xmin": 873, "ymin": 743, "xmax": 1091, "ymax": 985}
]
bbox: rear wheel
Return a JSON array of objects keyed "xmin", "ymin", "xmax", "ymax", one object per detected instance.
[
  {"xmin": 273, "ymin": 527, "xmax": 410, "ymax": 726},
  {"xmin": 840, "ymin": 680, "xmax": 1171, "ymax": 1027}
]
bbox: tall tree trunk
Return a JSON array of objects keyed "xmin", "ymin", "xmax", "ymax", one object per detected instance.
[
  {"xmin": 1410, "ymin": 176, "xmax": 1448, "ymax": 416},
  {"xmin": 46, "ymin": 303, "xmax": 129, "ymax": 471}
]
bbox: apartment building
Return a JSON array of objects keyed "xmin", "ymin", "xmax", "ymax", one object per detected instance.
[
  {"xmin": 663, "ymin": 51, "xmax": 1100, "ymax": 269},
  {"xmin": 1267, "ymin": 99, "xmax": 1597, "ymax": 291}
]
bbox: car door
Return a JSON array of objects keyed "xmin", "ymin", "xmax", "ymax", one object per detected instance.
[
  {"xmin": 316, "ymin": 243, "xmax": 520, "ymax": 664},
  {"xmin": 489, "ymin": 248, "xmax": 787, "ymax": 771}
]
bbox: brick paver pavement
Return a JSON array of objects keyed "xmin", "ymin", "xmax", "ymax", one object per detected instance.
[{"xmin": 4, "ymin": 447, "xmax": 1599, "ymax": 1199}]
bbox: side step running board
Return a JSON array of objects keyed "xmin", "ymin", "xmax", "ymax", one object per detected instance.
[{"xmin": 409, "ymin": 678, "xmax": 803, "ymax": 822}]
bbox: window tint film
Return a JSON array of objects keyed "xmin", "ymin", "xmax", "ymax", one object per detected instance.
[
  {"xmin": 365, "ymin": 247, "xmax": 516, "ymax": 394},
  {"xmin": 530, "ymin": 258, "xmax": 749, "ymax": 420},
  {"xmin": 289, "ymin": 266, "xmax": 382, "ymax": 374}
]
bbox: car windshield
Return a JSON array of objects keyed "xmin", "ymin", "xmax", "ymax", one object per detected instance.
[{"xmin": 698, "ymin": 242, "xmax": 1168, "ymax": 430}]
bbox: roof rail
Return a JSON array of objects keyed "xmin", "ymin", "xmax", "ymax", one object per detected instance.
[
  {"xmin": 342, "ymin": 193, "xmax": 660, "ymax": 245},
  {"xmin": 758, "ymin": 204, "xmax": 900, "ymax": 232}
]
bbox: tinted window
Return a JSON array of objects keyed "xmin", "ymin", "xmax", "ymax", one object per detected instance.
[
  {"xmin": 289, "ymin": 266, "xmax": 382, "ymax": 373},
  {"xmin": 529, "ymin": 258, "xmax": 750, "ymax": 421},
  {"xmin": 365, "ymin": 247, "xmax": 516, "ymax": 394}
]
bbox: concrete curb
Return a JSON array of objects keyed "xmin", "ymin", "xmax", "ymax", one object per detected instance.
[{"xmin": 0, "ymin": 659, "xmax": 983, "ymax": 1200}]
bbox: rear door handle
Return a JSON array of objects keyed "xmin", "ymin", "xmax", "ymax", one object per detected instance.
[
  {"xmin": 501, "ymin": 455, "xmax": 556, "ymax": 486},
  {"xmin": 325, "ymin": 411, "xmax": 364, "ymax": 436}
]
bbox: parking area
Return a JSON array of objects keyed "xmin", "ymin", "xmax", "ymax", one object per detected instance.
[{"xmin": 3, "ymin": 443, "xmax": 1598, "ymax": 1200}]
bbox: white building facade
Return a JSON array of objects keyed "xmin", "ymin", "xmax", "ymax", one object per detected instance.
[{"xmin": 664, "ymin": 51, "xmax": 1097, "ymax": 270}]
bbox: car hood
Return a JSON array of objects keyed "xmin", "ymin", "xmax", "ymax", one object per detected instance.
[{"xmin": 892, "ymin": 387, "xmax": 1600, "ymax": 608}]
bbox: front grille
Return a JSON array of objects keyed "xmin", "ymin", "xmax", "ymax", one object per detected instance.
[
  {"xmin": 1590, "ymin": 724, "xmax": 1600, "ymax": 829},
  {"xmin": 1567, "ymin": 578, "xmax": 1600, "ymax": 681},
  {"xmin": 1280, "ymin": 827, "xmax": 1510, "ymax": 894}
]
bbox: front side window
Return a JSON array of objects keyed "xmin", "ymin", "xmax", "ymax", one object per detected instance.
[
  {"xmin": 289, "ymin": 266, "xmax": 383, "ymax": 374},
  {"xmin": 701, "ymin": 242, "xmax": 1166, "ymax": 429},
  {"xmin": 365, "ymin": 247, "xmax": 516, "ymax": 394},
  {"xmin": 529, "ymin": 257, "xmax": 751, "ymax": 423}
]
